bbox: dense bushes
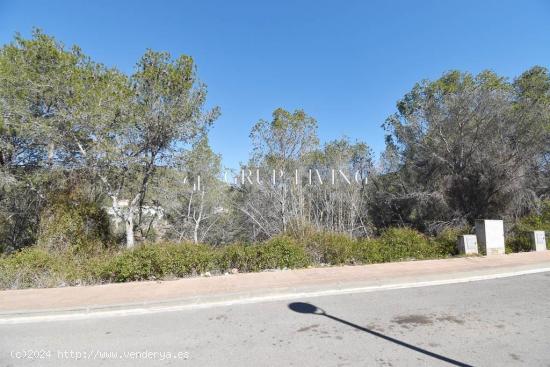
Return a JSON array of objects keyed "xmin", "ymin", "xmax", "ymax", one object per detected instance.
[
  {"xmin": 433, "ymin": 227, "xmax": 470, "ymax": 256},
  {"xmin": 351, "ymin": 228, "xmax": 454, "ymax": 264},
  {"xmin": 377, "ymin": 228, "xmax": 441, "ymax": 260},
  {"xmin": 6, "ymin": 224, "xmax": 546, "ymax": 290},
  {"xmin": 37, "ymin": 194, "xmax": 111, "ymax": 255},
  {"xmin": 13, "ymin": 218, "xmax": 550, "ymax": 290},
  {"xmin": 218, "ymin": 237, "xmax": 311, "ymax": 272},
  {"xmin": 298, "ymin": 228, "xmax": 452, "ymax": 265},
  {"xmin": 0, "ymin": 247, "xmax": 84, "ymax": 288},
  {"xmin": 97, "ymin": 243, "xmax": 216, "ymax": 282},
  {"xmin": 300, "ymin": 232, "xmax": 356, "ymax": 264},
  {"xmin": 0, "ymin": 227, "xmax": 462, "ymax": 289},
  {"xmin": 506, "ymin": 203, "xmax": 550, "ymax": 252}
]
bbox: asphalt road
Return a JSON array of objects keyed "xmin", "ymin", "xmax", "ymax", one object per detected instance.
[{"xmin": 2, "ymin": 273, "xmax": 550, "ymax": 367}]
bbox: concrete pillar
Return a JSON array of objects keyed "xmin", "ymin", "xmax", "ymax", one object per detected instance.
[
  {"xmin": 475, "ymin": 219, "xmax": 505, "ymax": 255},
  {"xmin": 530, "ymin": 231, "xmax": 547, "ymax": 252},
  {"xmin": 457, "ymin": 235, "xmax": 478, "ymax": 255}
]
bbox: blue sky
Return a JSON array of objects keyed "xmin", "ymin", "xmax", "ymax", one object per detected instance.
[{"xmin": 1, "ymin": 0, "xmax": 549, "ymax": 169}]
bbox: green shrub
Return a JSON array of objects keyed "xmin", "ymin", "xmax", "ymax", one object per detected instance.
[
  {"xmin": 101, "ymin": 245, "xmax": 166, "ymax": 282},
  {"xmin": 77, "ymin": 251, "xmax": 116, "ymax": 283},
  {"xmin": 507, "ymin": 202, "xmax": 550, "ymax": 253},
  {"xmin": 0, "ymin": 226, "xmax": 476, "ymax": 289},
  {"xmin": 376, "ymin": 227, "xmax": 444, "ymax": 261},
  {"xmin": 513, "ymin": 200, "xmax": 550, "ymax": 233},
  {"xmin": 219, "ymin": 237, "xmax": 311, "ymax": 272},
  {"xmin": 0, "ymin": 247, "xmax": 79, "ymax": 289},
  {"xmin": 37, "ymin": 196, "xmax": 111, "ymax": 255},
  {"xmin": 216, "ymin": 243, "xmax": 254, "ymax": 272},
  {"xmin": 506, "ymin": 233, "xmax": 535, "ymax": 253},
  {"xmin": 251, "ymin": 236, "xmax": 311, "ymax": 270},
  {"xmin": 160, "ymin": 242, "xmax": 216, "ymax": 277},
  {"xmin": 352, "ymin": 238, "xmax": 385, "ymax": 264},
  {"xmin": 98, "ymin": 242, "xmax": 216, "ymax": 282},
  {"xmin": 299, "ymin": 231, "xmax": 356, "ymax": 264},
  {"xmin": 433, "ymin": 227, "xmax": 469, "ymax": 256},
  {"xmin": 351, "ymin": 228, "xmax": 451, "ymax": 264}
]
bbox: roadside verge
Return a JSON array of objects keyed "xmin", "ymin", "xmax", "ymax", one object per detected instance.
[{"xmin": 1, "ymin": 252, "xmax": 549, "ymax": 324}]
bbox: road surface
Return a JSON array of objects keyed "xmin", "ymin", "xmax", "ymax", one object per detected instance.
[{"xmin": 2, "ymin": 272, "xmax": 550, "ymax": 366}]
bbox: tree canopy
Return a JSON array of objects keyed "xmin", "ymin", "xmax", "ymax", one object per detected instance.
[{"xmin": 0, "ymin": 30, "xmax": 548, "ymax": 253}]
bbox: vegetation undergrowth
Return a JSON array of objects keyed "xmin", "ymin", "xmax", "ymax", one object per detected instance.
[{"xmin": 0, "ymin": 227, "xmax": 490, "ymax": 289}]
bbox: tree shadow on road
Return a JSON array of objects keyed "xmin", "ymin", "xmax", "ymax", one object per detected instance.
[{"xmin": 288, "ymin": 302, "xmax": 473, "ymax": 367}]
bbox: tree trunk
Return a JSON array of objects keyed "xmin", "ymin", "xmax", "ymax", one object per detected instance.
[
  {"xmin": 126, "ymin": 215, "xmax": 135, "ymax": 248},
  {"xmin": 193, "ymin": 221, "xmax": 199, "ymax": 244},
  {"xmin": 193, "ymin": 191, "xmax": 205, "ymax": 244}
]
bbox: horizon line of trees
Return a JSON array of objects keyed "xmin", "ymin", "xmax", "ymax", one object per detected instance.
[{"xmin": 0, "ymin": 30, "xmax": 548, "ymax": 253}]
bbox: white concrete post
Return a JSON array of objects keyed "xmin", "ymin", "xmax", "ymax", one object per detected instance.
[
  {"xmin": 457, "ymin": 235, "xmax": 478, "ymax": 255},
  {"xmin": 530, "ymin": 231, "xmax": 547, "ymax": 252},
  {"xmin": 475, "ymin": 220, "xmax": 505, "ymax": 255}
]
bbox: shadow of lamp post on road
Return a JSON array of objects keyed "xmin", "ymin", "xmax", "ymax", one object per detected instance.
[{"xmin": 287, "ymin": 302, "xmax": 473, "ymax": 367}]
